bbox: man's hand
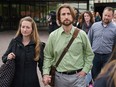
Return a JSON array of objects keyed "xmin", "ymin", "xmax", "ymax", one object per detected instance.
[
  {"xmin": 77, "ymin": 71, "xmax": 86, "ymax": 77},
  {"xmin": 42, "ymin": 74, "xmax": 51, "ymax": 86}
]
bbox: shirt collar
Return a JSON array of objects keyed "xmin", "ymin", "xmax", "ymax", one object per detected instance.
[
  {"xmin": 101, "ymin": 21, "xmax": 113, "ymax": 28},
  {"xmin": 59, "ymin": 26, "xmax": 76, "ymax": 35}
]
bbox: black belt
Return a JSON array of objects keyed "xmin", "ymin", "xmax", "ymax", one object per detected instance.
[{"xmin": 58, "ymin": 69, "xmax": 82, "ymax": 75}]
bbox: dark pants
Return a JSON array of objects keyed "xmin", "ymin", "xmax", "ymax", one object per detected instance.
[{"xmin": 92, "ymin": 53, "xmax": 111, "ymax": 80}]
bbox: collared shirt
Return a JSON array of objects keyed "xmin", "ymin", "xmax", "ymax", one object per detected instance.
[
  {"xmin": 43, "ymin": 26, "xmax": 94, "ymax": 75},
  {"xmin": 88, "ymin": 21, "xmax": 116, "ymax": 54}
]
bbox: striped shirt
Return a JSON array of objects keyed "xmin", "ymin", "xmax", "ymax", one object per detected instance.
[
  {"xmin": 43, "ymin": 26, "xmax": 94, "ymax": 75},
  {"xmin": 88, "ymin": 21, "xmax": 116, "ymax": 54}
]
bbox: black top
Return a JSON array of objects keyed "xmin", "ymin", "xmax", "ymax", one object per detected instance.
[{"xmin": 2, "ymin": 35, "xmax": 45, "ymax": 87}]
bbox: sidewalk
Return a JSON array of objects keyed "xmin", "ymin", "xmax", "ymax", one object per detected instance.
[{"xmin": 0, "ymin": 30, "xmax": 50, "ymax": 87}]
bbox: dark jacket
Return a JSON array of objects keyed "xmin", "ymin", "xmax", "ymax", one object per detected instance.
[
  {"xmin": 2, "ymin": 35, "xmax": 44, "ymax": 87},
  {"xmin": 77, "ymin": 22, "xmax": 92, "ymax": 34}
]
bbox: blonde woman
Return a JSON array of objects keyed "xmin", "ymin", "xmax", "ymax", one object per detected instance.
[{"xmin": 2, "ymin": 16, "xmax": 43, "ymax": 87}]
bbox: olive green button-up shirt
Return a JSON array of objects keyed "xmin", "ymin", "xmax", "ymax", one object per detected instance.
[{"xmin": 43, "ymin": 26, "xmax": 94, "ymax": 75}]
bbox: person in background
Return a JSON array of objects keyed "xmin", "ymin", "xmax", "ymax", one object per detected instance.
[
  {"xmin": 91, "ymin": 11, "xmax": 95, "ymax": 22},
  {"xmin": 77, "ymin": 11, "xmax": 94, "ymax": 34},
  {"xmin": 47, "ymin": 11, "xmax": 59, "ymax": 34},
  {"xmin": 73, "ymin": 7, "xmax": 80, "ymax": 26},
  {"xmin": 112, "ymin": 10, "xmax": 116, "ymax": 24},
  {"xmin": 77, "ymin": 11, "xmax": 94, "ymax": 86},
  {"xmin": 42, "ymin": 4, "xmax": 94, "ymax": 87},
  {"xmin": 2, "ymin": 16, "xmax": 43, "ymax": 87},
  {"xmin": 94, "ymin": 44, "xmax": 116, "ymax": 87},
  {"xmin": 76, "ymin": 12, "xmax": 83, "ymax": 27},
  {"xmin": 95, "ymin": 12, "xmax": 101, "ymax": 22},
  {"xmin": 88, "ymin": 7, "xmax": 116, "ymax": 81}
]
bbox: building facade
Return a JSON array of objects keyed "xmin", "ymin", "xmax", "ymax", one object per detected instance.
[
  {"xmin": 0, "ymin": 0, "xmax": 89, "ymax": 31},
  {"xmin": 0, "ymin": 0, "xmax": 115, "ymax": 31}
]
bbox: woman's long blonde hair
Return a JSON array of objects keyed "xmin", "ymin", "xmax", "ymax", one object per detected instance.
[
  {"xmin": 97, "ymin": 45, "xmax": 116, "ymax": 87},
  {"xmin": 15, "ymin": 16, "xmax": 40, "ymax": 61}
]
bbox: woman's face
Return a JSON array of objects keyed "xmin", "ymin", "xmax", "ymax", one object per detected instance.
[
  {"xmin": 84, "ymin": 13, "xmax": 90, "ymax": 22},
  {"xmin": 96, "ymin": 12, "xmax": 99, "ymax": 16},
  {"xmin": 21, "ymin": 21, "xmax": 33, "ymax": 37}
]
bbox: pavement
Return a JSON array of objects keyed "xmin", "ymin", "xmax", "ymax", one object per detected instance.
[{"xmin": 0, "ymin": 30, "xmax": 50, "ymax": 87}]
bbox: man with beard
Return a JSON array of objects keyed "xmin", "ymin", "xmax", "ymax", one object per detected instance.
[
  {"xmin": 88, "ymin": 7, "xmax": 116, "ymax": 81},
  {"xmin": 42, "ymin": 4, "xmax": 94, "ymax": 87}
]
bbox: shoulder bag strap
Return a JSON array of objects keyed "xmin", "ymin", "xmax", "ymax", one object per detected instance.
[{"xmin": 55, "ymin": 28, "xmax": 80, "ymax": 67}]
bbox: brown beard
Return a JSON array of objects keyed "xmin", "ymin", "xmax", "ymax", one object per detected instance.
[
  {"xmin": 103, "ymin": 19, "xmax": 111, "ymax": 24},
  {"xmin": 61, "ymin": 20, "xmax": 73, "ymax": 26}
]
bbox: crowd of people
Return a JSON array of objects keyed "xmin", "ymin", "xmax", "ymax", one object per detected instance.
[{"xmin": 1, "ymin": 3, "xmax": 116, "ymax": 87}]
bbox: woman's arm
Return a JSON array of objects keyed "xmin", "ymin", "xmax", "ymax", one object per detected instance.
[{"xmin": 2, "ymin": 39, "xmax": 15, "ymax": 63}]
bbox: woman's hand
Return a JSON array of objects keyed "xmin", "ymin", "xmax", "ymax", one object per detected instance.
[{"xmin": 7, "ymin": 52, "xmax": 16, "ymax": 60}]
